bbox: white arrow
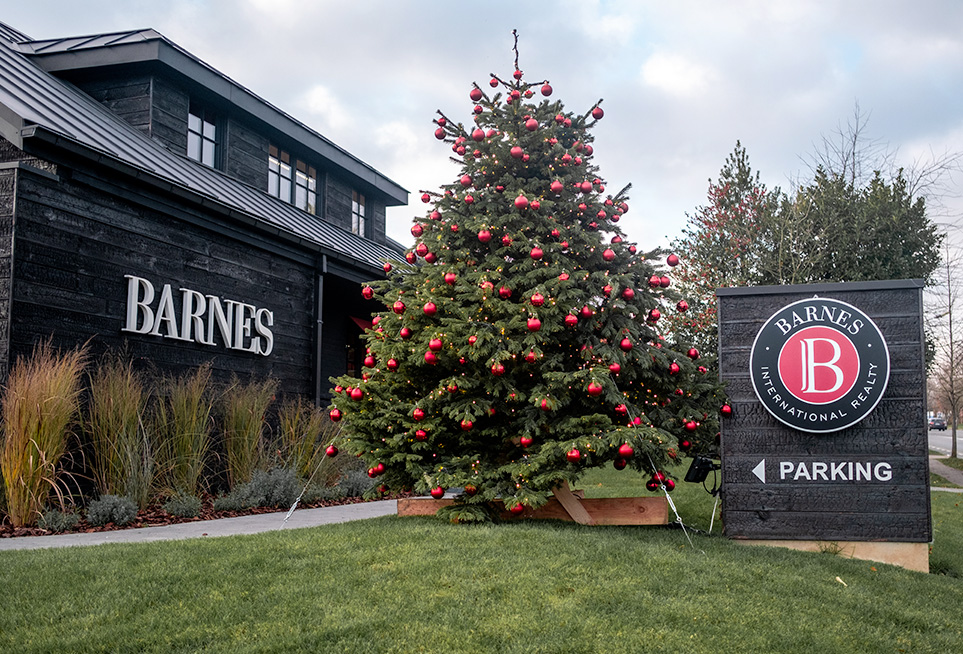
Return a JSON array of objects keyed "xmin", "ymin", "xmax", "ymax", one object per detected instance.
[{"xmin": 752, "ymin": 459, "xmax": 766, "ymax": 483}]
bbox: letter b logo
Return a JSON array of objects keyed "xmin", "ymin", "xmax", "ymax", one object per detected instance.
[{"xmin": 779, "ymin": 326, "xmax": 859, "ymax": 404}]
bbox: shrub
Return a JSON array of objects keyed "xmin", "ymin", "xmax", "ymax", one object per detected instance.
[
  {"xmin": 87, "ymin": 494, "xmax": 138, "ymax": 527},
  {"xmin": 38, "ymin": 508, "xmax": 80, "ymax": 533},
  {"xmin": 162, "ymin": 491, "xmax": 202, "ymax": 518},
  {"xmin": 220, "ymin": 376, "xmax": 277, "ymax": 490},
  {"xmin": 86, "ymin": 355, "xmax": 154, "ymax": 509},
  {"xmin": 337, "ymin": 468, "xmax": 373, "ymax": 498},
  {"xmin": 213, "ymin": 467, "xmax": 299, "ymax": 511},
  {"xmin": 154, "ymin": 363, "xmax": 213, "ymax": 496},
  {"xmin": 0, "ymin": 341, "xmax": 87, "ymax": 527}
]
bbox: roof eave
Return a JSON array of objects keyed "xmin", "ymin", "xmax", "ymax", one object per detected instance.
[{"xmin": 19, "ymin": 124, "xmax": 391, "ymax": 279}]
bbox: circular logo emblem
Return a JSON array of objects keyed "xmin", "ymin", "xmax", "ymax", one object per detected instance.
[{"xmin": 750, "ymin": 297, "xmax": 889, "ymax": 433}]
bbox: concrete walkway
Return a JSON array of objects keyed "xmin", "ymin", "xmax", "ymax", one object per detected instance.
[
  {"xmin": 931, "ymin": 455, "xmax": 963, "ymax": 490},
  {"xmin": 0, "ymin": 500, "xmax": 398, "ymax": 551},
  {"xmin": 3, "ymin": 457, "xmax": 962, "ymax": 552}
]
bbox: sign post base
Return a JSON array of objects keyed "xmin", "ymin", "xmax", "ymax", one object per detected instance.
[{"xmin": 734, "ymin": 539, "xmax": 929, "ymax": 573}]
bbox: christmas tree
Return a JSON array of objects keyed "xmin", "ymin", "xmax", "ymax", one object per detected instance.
[{"xmin": 329, "ymin": 37, "xmax": 725, "ymax": 521}]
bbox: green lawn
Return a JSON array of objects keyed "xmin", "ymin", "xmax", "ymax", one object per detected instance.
[{"xmin": 1, "ymin": 469, "xmax": 961, "ymax": 653}]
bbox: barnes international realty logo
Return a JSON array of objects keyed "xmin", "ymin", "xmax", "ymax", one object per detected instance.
[{"xmin": 749, "ymin": 297, "xmax": 890, "ymax": 433}]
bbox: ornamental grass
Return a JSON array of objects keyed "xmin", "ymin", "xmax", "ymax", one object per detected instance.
[
  {"xmin": 276, "ymin": 396, "xmax": 337, "ymax": 483},
  {"xmin": 153, "ymin": 363, "xmax": 213, "ymax": 496},
  {"xmin": 220, "ymin": 375, "xmax": 277, "ymax": 489},
  {"xmin": 85, "ymin": 355, "xmax": 154, "ymax": 508},
  {"xmin": 0, "ymin": 341, "xmax": 86, "ymax": 527}
]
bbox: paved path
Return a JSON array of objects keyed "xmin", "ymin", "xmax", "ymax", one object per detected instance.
[
  {"xmin": 0, "ymin": 500, "xmax": 398, "ymax": 551},
  {"xmin": 931, "ymin": 455, "xmax": 963, "ymax": 490},
  {"xmin": 4, "ymin": 458, "xmax": 963, "ymax": 551}
]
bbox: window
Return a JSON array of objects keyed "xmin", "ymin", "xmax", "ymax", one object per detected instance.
[
  {"xmin": 269, "ymin": 145, "xmax": 316, "ymax": 214},
  {"xmin": 351, "ymin": 191, "xmax": 366, "ymax": 236},
  {"xmin": 187, "ymin": 103, "xmax": 217, "ymax": 167}
]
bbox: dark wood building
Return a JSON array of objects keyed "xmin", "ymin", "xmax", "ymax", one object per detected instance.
[{"xmin": 0, "ymin": 22, "xmax": 407, "ymax": 402}]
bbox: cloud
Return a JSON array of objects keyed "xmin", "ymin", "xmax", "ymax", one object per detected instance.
[
  {"xmin": 297, "ymin": 85, "xmax": 354, "ymax": 134},
  {"xmin": 640, "ymin": 51, "xmax": 716, "ymax": 98}
]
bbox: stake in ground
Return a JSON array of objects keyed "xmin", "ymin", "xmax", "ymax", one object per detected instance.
[{"xmin": 329, "ymin": 49, "xmax": 726, "ymax": 521}]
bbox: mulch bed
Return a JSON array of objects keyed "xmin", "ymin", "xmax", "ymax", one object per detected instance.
[{"xmin": 0, "ymin": 492, "xmax": 415, "ymax": 539}]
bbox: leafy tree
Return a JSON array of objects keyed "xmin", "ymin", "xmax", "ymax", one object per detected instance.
[
  {"xmin": 665, "ymin": 142, "xmax": 779, "ymax": 354},
  {"xmin": 328, "ymin": 46, "xmax": 725, "ymax": 522}
]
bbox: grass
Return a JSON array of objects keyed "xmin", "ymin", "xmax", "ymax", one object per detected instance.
[
  {"xmin": 85, "ymin": 356, "xmax": 152, "ymax": 508},
  {"xmin": 0, "ymin": 341, "xmax": 86, "ymax": 527},
  {"xmin": 220, "ymin": 376, "xmax": 277, "ymax": 489},
  {"xmin": 153, "ymin": 364, "xmax": 214, "ymax": 495},
  {"xmin": 931, "ymin": 472, "xmax": 963, "ymax": 489},
  {"xmin": 1, "ymin": 467, "xmax": 961, "ymax": 653}
]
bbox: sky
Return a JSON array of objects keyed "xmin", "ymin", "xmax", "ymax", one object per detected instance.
[{"xmin": 4, "ymin": 0, "xmax": 963, "ymax": 250}]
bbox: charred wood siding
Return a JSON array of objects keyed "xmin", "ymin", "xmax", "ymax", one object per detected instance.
[
  {"xmin": 10, "ymin": 168, "xmax": 318, "ymax": 397},
  {"xmin": 74, "ymin": 75, "xmax": 153, "ymax": 138},
  {"xmin": 717, "ymin": 282, "xmax": 930, "ymax": 542},
  {"xmin": 224, "ymin": 118, "xmax": 268, "ymax": 189},
  {"xmin": 0, "ymin": 167, "xmax": 13, "ymax": 378}
]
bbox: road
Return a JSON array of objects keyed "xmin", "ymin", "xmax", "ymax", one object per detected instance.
[{"xmin": 929, "ymin": 428, "xmax": 960, "ymax": 455}]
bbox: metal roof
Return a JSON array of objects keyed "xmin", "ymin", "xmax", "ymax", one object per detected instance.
[{"xmin": 0, "ymin": 23, "xmax": 404, "ymax": 277}]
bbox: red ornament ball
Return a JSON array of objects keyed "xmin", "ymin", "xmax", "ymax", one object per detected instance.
[
  {"xmin": 613, "ymin": 458, "xmax": 627, "ymax": 470},
  {"xmin": 444, "ymin": 272, "xmax": 456, "ymax": 285},
  {"xmin": 618, "ymin": 443, "xmax": 635, "ymax": 459},
  {"xmin": 648, "ymin": 309, "xmax": 661, "ymax": 323},
  {"xmin": 685, "ymin": 420, "xmax": 698, "ymax": 432},
  {"xmin": 415, "ymin": 429, "xmax": 428, "ymax": 441},
  {"xmin": 329, "ymin": 408, "xmax": 342, "ymax": 422},
  {"xmin": 664, "ymin": 479, "xmax": 676, "ymax": 492},
  {"xmin": 609, "ymin": 362, "xmax": 621, "ymax": 374},
  {"xmin": 464, "ymin": 484, "xmax": 477, "ymax": 496},
  {"xmin": 530, "ymin": 247, "xmax": 543, "ymax": 260},
  {"xmin": 592, "ymin": 106, "xmax": 604, "ymax": 119},
  {"xmin": 325, "ymin": 444, "xmax": 338, "ymax": 457},
  {"xmin": 429, "ymin": 338, "xmax": 443, "ymax": 351},
  {"xmin": 501, "ymin": 234, "xmax": 513, "ymax": 247},
  {"xmin": 410, "ymin": 224, "xmax": 424, "ymax": 237},
  {"xmin": 566, "ymin": 448, "xmax": 581, "ymax": 463},
  {"xmin": 413, "ymin": 407, "xmax": 425, "ymax": 421},
  {"xmin": 434, "ymin": 127, "xmax": 446, "ymax": 140},
  {"xmin": 460, "ymin": 174, "xmax": 472, "ymax": 187},
  {"xmin": 531, "ymin": 292, "xmax": 545, "ymax": 307},
  {"xmin": 383, "ymin": 262, "xmax": 392, "ymax": 273},
  {"xmin": 648, "ymin": 275, "xmax": 662, "ymax": 288},
  {"xmin": 669, "ymin": 362, "xmax": 681, "ymax": 375},
  {"xmin": 587, "ymin": 382, "xmax": 604, "ymax": 397},
  {"xmin": 489, "ymin": 77, "xmax": 498, "ymax": 88},
  {"xmin": 525, "ymin": 118, "xmax": 538, "ymax": 131},
  {"xmin": 622, "ymin": 288, "xmax": 635, "ymax": 301},
  {"xmin": 498, "ymin": 286, "xmax": 512, "ymax": 299},
  {"xmin": 491, "ymin": 362, "xmax": 506, "ymax": 376},
  {"xmin": 645, "ymin": 478, "xmax": 659, "ymax": 492},
  {"xmin": 602, "ymin": 249, "xmax": 616, "ymax": 262},
  {"xmin": 460, "ymin": 419, "xmax": 473, "ymax": 431},
  {"xmin": 415, "ymin": 243, "xmax": 428, "ymax": 257},
  {"xmin": 620, "ymin": 338, "xmax": 633, "ymax": 352},
  {"xmin": 478, "ymin": 229, "xmax": 492, "ymax": 243},
  {"xmin": 527, "ymin": 317, "xmax": 542, "ymax": 332},
  {"xmin": 400, "ymin": 327, "xmax": 412, "ymax": 340},
  {"xmin": 520, "ymin": 435, "xmax": 534, "ymax": 448},
  {"xmin": 361, "ymin": 286, "xmax": 374, "ymax": 300},
  {"xmin": 510, "ymin": 146, "xmax": 524, "ymax": 159},
  {"xmin": 424, "ymin": 351, "xmax": 438, "ymax": 365},
  {"xmin": 666, "ymin": 253, "xmax": 680, "ymax": 267},
  {"xmin": 687, "ymin": 348, "xmax": 700, "ymax": 360},
  {"xmin": 469, "ymin": 87, "xmax": 483, "ymax": 102},
  {"xmin": 471, "ymin": 128, "xmax": 485, "ymax": 142},
  {"xmin": 423, "ymin": 302, "xmax": 437, "ymax": 316},
  {"xmin": 541, "ymin": 83, "xmax": 553, "ymax": 96},
  {"xmin": 430, "ymin": 486, "xmax": 446, "ymax": 499},
  {"xmin": 349, "ymin": 388, "xmax": 363, "ymax": 401},
  {"xmin": 550, "ymin": 180, "xmax": 564, "ymax": 194},
  {"xmin": 721, "ymin": 404, "xmax": 733, "ymax": 416},
  {"xmin": 660, "ymin": 276, "xmax": 671, "ymax": 288},
  {"xmin": 565, "ymin": 314, "xmax": 578, "ymax": 327},
  {"xmin": 525, "ymin": 350, "xmax": 537, "ymax": 363},
  {"xmin": 509, "ymin": 503, "xmax": 525, "ymax": 516},
  {"xmin": 677, "ymin": 300, "xmax": 689, "ymax": 313},
  {"xmin": 386, "ymin": 358, "xmax": 399, "ymax": 371},
  {"xmin": 514, "ymin": 195, "xmax": 530, "ymax": 209}
]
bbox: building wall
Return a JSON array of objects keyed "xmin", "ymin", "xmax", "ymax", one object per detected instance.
[
  {"xmin": 10, "ymin": 166, "xmax": 322, "ymax": 398},
  {"xmin": 0, "ymin": 166, "xmax": 14, "ymax": 379},
  {"xmin": 75, "ymin": 75, "xmax": 153, "ymax": 138}
]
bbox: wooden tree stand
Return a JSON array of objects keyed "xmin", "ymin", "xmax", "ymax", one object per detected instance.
[{"xmin": 397, "ymin": 481, "xmax": 668, "ymax": 525}]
